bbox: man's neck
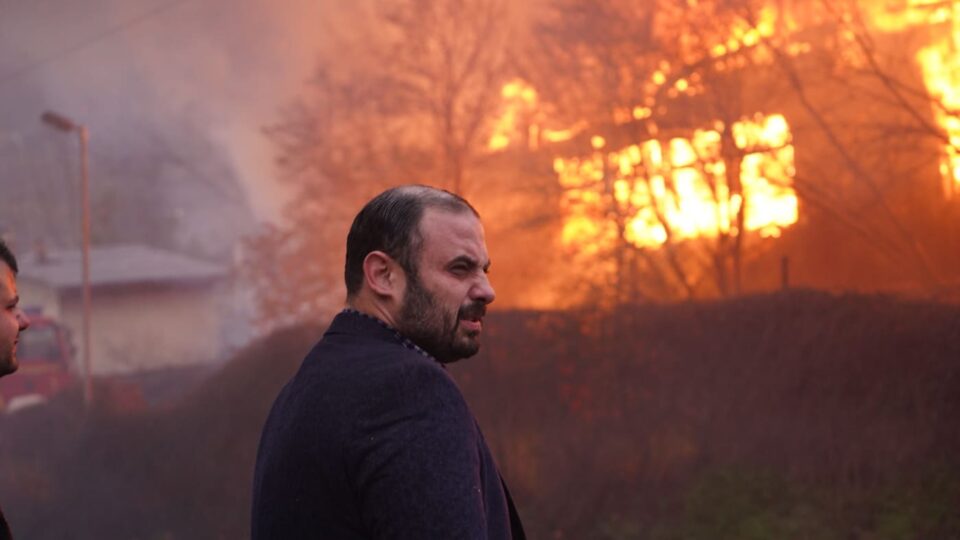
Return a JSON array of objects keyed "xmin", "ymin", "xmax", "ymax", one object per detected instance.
[
  {"xmin": 346, "ymin": 297, "xmax": 400, "ymax": 329},
  {"xmin": 340, "ymin": 307, "xmax": 436, "ymax": 363}
]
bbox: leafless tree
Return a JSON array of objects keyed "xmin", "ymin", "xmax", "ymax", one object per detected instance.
[{"xmin": 245, "ymin": 0, "xmax": 517, "ymax": 324}]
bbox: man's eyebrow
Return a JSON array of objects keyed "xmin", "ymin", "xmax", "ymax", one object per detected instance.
[
  {"xmin": 449, "ymin": 255, "xmax": 491, "ymax": 272},
  {"xmin": 449, "ymin": 255, "xmax": 478, "ymax": 267},
  {"xmin": 6, "ymin": 295, "xmax": 18, "ymax": 307}
]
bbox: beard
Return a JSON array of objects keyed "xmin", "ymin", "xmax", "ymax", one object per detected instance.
[
  {"xmin": 398, "ymin": 271, "xmax": 485, "ymax": 364},
  {"xmin": 0, "ymin": 345, "xmax": 17, "ymax": 377}
]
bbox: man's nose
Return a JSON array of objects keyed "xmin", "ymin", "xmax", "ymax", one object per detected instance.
[
  {"xmin": 16, "ymin": 309, "xmax": 30, "ymax": 331},
  {"xmin": 471, "ymin": 273, "xmax": 495, "ymax": 305}
]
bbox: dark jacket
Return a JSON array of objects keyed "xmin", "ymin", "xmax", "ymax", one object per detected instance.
[
  {"xmin": 252, "ymin": 310, "xmax": 525, "ymax": 539},
  {"xmin": 0, "ymin": 506, "xmax": 11, "ymax": 540}
]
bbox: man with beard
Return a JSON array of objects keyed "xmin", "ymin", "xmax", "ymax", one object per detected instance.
[
  {"xmin": 252, "ymin": 185, "xmax": 525, "ymax": 539},
  {"xmin": 0, "ymin": 239, "xmax": 31, "ymax": 540}
]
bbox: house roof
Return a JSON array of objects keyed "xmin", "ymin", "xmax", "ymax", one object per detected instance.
[{"xmin": 18, "ymin": 244, "xmax": 226, "ymax": 290}]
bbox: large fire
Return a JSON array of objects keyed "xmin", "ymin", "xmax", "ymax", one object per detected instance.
[
  {"xmin": 870, "ymin": 0, "xmax": 960, "ymax": 198},
  {"xmin": 485, "ymin": 0, "xmax": 957, "ymax": 275},
  {"xmin": 488, "ymin": 85, "xmax": 799, "ymax": 251},
  {"xmin": 486, "ymin": 4, "xmax": 800, "ymax": 255},
  {"xmin": 553, "ymin": 114, "xmax": 797, "ymax": 251}
]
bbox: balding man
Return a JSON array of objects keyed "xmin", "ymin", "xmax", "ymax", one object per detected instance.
[{"xmin": 252, "ymin": 186, "xmax": 525, "ymax": 539}]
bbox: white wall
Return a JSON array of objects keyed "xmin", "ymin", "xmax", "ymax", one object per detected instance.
[
  {"xmin": 18, "ymin": 280, "xmax": 62, "ymax": 319},
  {"xmin": 55, "ymin": 283, "xmax": 224, "ymax": 375}
]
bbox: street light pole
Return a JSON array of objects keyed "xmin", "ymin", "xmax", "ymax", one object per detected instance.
[
  {"xmin": 41, "ymin": 111, "xmax": 94, "ymax": 409},
  {"xmin": 77, "ymin": 125, "xmax": 93, "ymax": 410}
]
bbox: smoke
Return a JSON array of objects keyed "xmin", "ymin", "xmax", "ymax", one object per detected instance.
[{"xmin": 0, "ymin": 0, "xmax": 337, "ymax": 223}]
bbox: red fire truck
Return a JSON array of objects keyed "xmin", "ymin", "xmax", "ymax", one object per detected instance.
[{"xmin": 0, "ymin": 309, "xmax": 76, "ymax": 413}]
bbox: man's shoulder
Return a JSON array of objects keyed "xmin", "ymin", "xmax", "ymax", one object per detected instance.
[
  {"xmin": 291, "ymin": 331, "xmax": 458, "ymax": 403},
  {"xmin": 329, "ymin": 336, "xmax": 456, "ymax": 394},
  {"xmin": 309, "ymin": 328, "xmax": 440, "ymax": 373}
]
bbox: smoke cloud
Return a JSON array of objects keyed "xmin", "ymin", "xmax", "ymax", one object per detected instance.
[{"xmin": 0, "ymin": 0, "xmax": 338, "ymax": 223}]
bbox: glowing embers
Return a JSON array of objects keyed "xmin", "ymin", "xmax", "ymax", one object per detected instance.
[
  {"xmin": 707, "ymin": 5, "xmax": 778, "ymax": 59},
  {"xmin": 487, "ymin": 79, "xmax": 579, "ymax": 151},
  {"xmin": 555, "ymin": 114, "xmax": 798, "ymax": 251},
  {"xmin": 488, "ymin": 80, "xmax": 537, "ymax": 151}
]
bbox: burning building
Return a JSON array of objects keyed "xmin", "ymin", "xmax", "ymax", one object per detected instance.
[
  {"xmin": 229, "ymin": 0, "xmax": 960, "ymax": 324},
  {"xmin": 478, "ymin": 0, "xmax": 960, "ymax": 305}
]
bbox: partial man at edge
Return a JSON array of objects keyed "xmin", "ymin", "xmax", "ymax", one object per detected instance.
[
  {"xmin": 0, "ymin": 239, "xmax": 32, "ymax": 540},
  {"xmin": 251, "ymin": 185, "xmax": 525, "ymax": 539}
]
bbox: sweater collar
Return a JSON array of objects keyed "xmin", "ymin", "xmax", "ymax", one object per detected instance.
[{"xmin": 327, "ymin": 308, "xmax": 436, "ymax": 362}]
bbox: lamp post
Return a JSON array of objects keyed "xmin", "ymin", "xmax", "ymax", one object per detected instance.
[{"xmin": 41, "ymin": 111, "xmax": 93, "ymax": 409}]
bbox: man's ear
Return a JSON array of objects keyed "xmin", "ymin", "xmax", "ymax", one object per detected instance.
[{"xmin": 362, "ymin": 251, "xmax": 402, "ymax": 298}]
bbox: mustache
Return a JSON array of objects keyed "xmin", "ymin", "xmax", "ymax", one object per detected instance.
[{"xmin": 458, "ymin": 301, "xmax": 487, "ymax": 320}]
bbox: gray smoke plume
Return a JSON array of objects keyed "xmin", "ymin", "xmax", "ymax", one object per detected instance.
[{"xmin": 0, "ymin": 0, "xmax": 334, "ymax": 258}]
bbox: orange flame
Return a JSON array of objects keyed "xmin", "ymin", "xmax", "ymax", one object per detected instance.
[
  {"xmin": 870, "ymin": 0, "xmax": 960, "ymax": 198},
  {"xmin": 554, "ymin": 114, "xmax": 798, "ymax": 251},
  {"xmin": 488, "ymin": 80, "xmax": 579, "ymax": 151}
]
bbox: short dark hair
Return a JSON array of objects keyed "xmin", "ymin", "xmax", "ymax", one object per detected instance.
[
  {"xmin": 345, "ymin": 185, "xmax": 479, "ymax": 297},
  {"xmin": 0, "ymin": 239, "xmax": 17, "ymax": 274}
]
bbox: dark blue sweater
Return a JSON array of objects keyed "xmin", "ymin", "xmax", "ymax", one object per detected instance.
[{"xmin": 252, "ymin": 310, "xmax": 524, "ymax": 539}]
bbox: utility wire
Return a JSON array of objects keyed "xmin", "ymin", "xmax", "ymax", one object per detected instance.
[{"xmin": 0, "ymin": 0, "xmax": 193, "ymax": 87}]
